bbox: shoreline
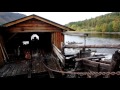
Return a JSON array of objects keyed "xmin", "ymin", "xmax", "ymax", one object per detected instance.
[{"xmin": 64, "ymin": 31, "xmax": 120, "ymax": 35}]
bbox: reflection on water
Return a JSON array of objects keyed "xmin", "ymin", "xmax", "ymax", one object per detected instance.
[
  {"xmin": 65, "ymin": 33, "xmax": 120, "ymax": 61},
  {"xmin": 88, "ymin": 33, "xmax": 120, "ymax": 39}
]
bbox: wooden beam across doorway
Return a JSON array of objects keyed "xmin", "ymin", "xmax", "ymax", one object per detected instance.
[{"xmin": 6, "ymin": 33, "xmax": 18, "ymax": 43}]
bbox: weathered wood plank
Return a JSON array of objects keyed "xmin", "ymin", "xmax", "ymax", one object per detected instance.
[
  {"xmin": 10, "ymin": 26, "xmax": 61, "ymax": 30},
  {"xmin": 0, "ymin": 43, "xmax": 6, "ymax": 62},
  {"xmin": 75, "ymin": 56, "xmax": 105, "ymax": 62},
  {"xmin": 16, "ymin": 23, "xmax": 54, "ymax": 27},
  {"xmin": 32, "ymin": 60, "xmax": 39, "ymax": 73},
  {"xmin": 100, "ymin": 63, "xmax": 110, "ymax": 72},
  {"xmin": 53, "ymin": 44, "xmax": 65, "ymax": 66},
  {"xmin": 0, "ymin": 65, "xmax": 12, "ymax": 77},
  {"xmin": 8, "ymin": 29, "xmax": 61, "ymax": 33},
  {"xmin": 15, "ymin": 62, "xmax": 24, "ymax": 75},
  {"xmin": 75, "ymin": 59, "xmax": 111, "ymax": 72},
  {"xmin": 11, "ymin": 63, "xmax": 21, "ymax": 76},
  {"xmin": 64, "ymin": 44, "xmax": 120, "ymax": 49},
  {"xmin": 20, "ymin": 61, "xmax": 28, "ymax": 75},
  {"xmin": 0, "ymin": 51, "xmax": 62, "ymax": 77},
  {"xmin": 0, "ymin": 65, "xmax": 9, "ymax": 75},
  {"xmin": 6, "ymin": 63, "xmax": 17, "ymax": 76}
]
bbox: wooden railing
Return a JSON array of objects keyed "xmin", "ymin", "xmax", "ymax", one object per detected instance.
[
  {"xmin": 52, "ymin": 44, "xmax": 65, "ymax": 66},
  {"xmin": 64, "ymin": 44, "xmax": 120, "ymax": 49}
]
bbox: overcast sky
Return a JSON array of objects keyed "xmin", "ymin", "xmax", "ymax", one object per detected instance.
[{"xmin": 15, "ymin": 12, "xmax": 111, "ymax": 25}]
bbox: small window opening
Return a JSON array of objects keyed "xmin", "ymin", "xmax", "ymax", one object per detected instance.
[{"xmin": 31, "ymin": 34, "xmax": 39, "ymax": 40}]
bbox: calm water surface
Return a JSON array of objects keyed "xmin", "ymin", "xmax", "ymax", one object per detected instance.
[{"xmin": 64, "ymin": 33, "xmax": 120, "ymax": 60}]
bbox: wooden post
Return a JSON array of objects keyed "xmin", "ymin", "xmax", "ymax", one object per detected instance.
[{"xmin": 61, "ymin": 42, "xmax": 64, "ymax": 55}]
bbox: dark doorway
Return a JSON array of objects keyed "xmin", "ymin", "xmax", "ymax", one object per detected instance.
[{"xmin": 5, "ymin": 32, "xmax": 52, "ymax": 61}]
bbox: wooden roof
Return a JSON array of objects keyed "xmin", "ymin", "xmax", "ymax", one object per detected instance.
[{"xmin": 2, "ymin": 14, "xmax": 75, "ymax": 31}]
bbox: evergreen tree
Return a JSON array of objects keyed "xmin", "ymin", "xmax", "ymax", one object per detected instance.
[{"xmin": 66, "ymin": 12, "xmax": 120, "ymax": 32}]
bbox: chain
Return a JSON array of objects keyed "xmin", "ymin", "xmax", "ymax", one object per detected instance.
[{"xmin": 41, "ymin": 60, "xmax": 120, "ymax": 77}]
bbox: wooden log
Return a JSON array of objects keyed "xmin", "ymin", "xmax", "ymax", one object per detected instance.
[
  {"xmin": 75, "ymin": 57, "xmax": 111, "ymax": 65},
  {"xmin": 83, "ymin": 60, "xmax": 99, "ymax": 71},
  {"xmin": 64, "ymin": 44, "xmax": 120, "ymax": 49},
  {"xmin": 100, "ymin": 63, "xmax": 110, "ymax": 72},
  {"xmin": 110, "ymin": 50, "xmax": 120, "ymax": 72},
  {"xmin": 74, "ymin": 59, "xmax": 111, "ymax": 72},
  {"xmin": 100, "ymin": 61, "xmax": 111, "ymax": 64},
  {"xmin": 75, "ymin": 56, "xmax": 105, "ymax": 62},
  {"xmin": 63, "ymin": 31, "xmax": 88, "ymax": 37}
]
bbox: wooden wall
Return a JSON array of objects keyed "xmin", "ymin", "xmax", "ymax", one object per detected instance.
[
  {"xmin": 5, "ymin": 18, "xmax": 65, "ymax": 50},
  {"xmin": 52, "ymin": 32, "xmax": 64, "ymax": 50},
  {"xmin": 7, "ymin": 18, "xmax": 63, "ymax": 33}
]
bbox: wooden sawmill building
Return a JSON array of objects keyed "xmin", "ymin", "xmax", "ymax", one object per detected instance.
[{"xmin": 0, "ymin": 14, "xmax": 74, "ymax": 77}]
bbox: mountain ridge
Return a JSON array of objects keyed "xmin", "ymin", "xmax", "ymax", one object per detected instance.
[{"xmin": 0, "ymin": 12, "xmax": 26, "ymax": 25}]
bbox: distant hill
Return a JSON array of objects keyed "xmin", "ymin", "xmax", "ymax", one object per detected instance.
[
  {"xmin": 0, "ymin": 12, "xmax": 26, "ymax": 25},
  {"xmin": 66, "ymin": 12, "xmax": 120, "ymax": 32}
]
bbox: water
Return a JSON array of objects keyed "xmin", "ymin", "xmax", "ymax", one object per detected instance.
[{"xmin": 64, "ymin": 33, "xmax": 120, "ymax": 61}]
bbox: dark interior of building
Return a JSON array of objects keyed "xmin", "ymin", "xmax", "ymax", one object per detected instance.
[{"xmin": 4, "ymin": 32, "xmax": 53, "ymax": 61}]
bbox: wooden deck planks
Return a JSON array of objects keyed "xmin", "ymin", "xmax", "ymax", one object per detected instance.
[
  {"xmin": 15, "ymin": 62, "xmax": 23, "ymax": 75},
  {"xmin": 0, "ymin": 65, "xmax": 10, "ymax": 74},
  {"xmin": 20, "ymin": 61, "xmax": 28, "ymax": 75},
  {"xmin": 0, "ymin": 55, "xmax": 61, "ymax": 77},
  {"xmin": 1, "ymin": 65, "xmax": 12, "ymax": 77},
  {"xmin": 6, "ymin": 63, "xmax": 17, "ymax": 77}
]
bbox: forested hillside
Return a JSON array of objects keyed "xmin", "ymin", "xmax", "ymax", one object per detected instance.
[
  {"xmin": 0, "ymin": 12, "xmax": 26, "ymax": 25},
  {"xmin": 66, "ymin": 12, "xmax": 120, "ymax": 32}
]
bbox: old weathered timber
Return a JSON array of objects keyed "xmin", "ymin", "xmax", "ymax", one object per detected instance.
[
  {"xmin": 53, "ymin": 44, "xmax": 65, "ymax": 66},
  {"xmin": 110, "ymin": 50, "xmax": 120, "ymax": 72},
  {"xmin": 64, "ymin": 44, "xmax": 120, "ymax": 49},
  {"xmin": 63, "ymin": 31, "xmax": 88, "ymax": 37},
  {"xmin": 74, "ymin": 50, "xmax": 120, "ymax": 73},
  {"xmin": 0, "ymin": 53, "xmax": 62, "ymax": 77},
  {"xmin": 75, "ymin": 56, "xmax": 105, "ymax": 62},
  {"xmin": 74, "ymin": 59, "xmax": 111, "ymax": 72}
]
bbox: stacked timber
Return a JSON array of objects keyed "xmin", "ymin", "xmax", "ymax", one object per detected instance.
[{"xmin": 74, "ymin": 50, "xmax": 120, "ymax": 72}]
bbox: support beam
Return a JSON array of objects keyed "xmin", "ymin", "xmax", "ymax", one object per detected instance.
[
  {"xmin": 0, "ymin": 43, "xmax": 7, "ymax": 62},
  {"xmin": 6, "ymin": 33, "xmax": 17, "ymax": 43},
  {"xmin": 3, "ymin": 46, "xmax": 9, "ymax": 60}
]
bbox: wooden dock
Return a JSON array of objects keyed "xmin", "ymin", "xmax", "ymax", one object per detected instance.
[{"xmin": 0, "ymin": 54, "xmax": 62, "ymax": 78}]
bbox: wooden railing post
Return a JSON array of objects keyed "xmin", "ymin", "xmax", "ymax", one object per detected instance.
[{"xmin": 61, "ymin": 42, "xmax": 64, "ymax": 55}]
